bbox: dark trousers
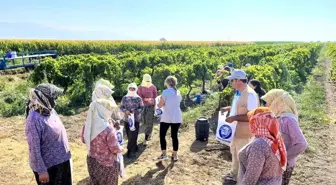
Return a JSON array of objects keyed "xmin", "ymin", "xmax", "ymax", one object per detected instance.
[
  {"xmin": 124, "ymin": 120, "xmax": 140, "ymax": 153},
  {"xmin": 160, "ymin": 122, "xmax": 181, "ymax": 151},
  {"xmin": 33, "ymin": 160, "xmax": 72, "ymax": 185},
  {"xmin": 142, "ymin": 105, "xmax": 155, "ymax": 140}
]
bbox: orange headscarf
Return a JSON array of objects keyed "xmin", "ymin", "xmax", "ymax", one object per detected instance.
[{"xmin": 247, "ymin": 107, "xmax": 287, "ymax": 170}]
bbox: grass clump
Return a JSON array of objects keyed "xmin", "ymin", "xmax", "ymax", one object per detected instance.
[
  {"xmin": 0, "ymin": 75, "xmax": 32, "ymax": 117},
  {"xmin": 181, "ymin": 94, "xmax": 219, "ymax": 130},
  {"xmin": 294, "ymin": 57, "xmax": 329, "ymax": 153}
]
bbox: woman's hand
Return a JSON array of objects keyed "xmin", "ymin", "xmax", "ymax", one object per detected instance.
[
  {"xmin": 125, "ymin": 110, "xmax": 131, "ymax": 116},
  {"xmin": 114, "ymin": 121, "xmax": 121, "ymax": 130},
  {"xmin": 144, "ymin": 98, "xmax": 154, "ymax": 104},
  {"xmin": 39, "ymin": 172, "xmax": 49, "ymax": 183}
]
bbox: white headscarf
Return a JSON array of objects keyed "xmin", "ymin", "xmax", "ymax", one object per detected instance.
[
  {"xmin": 140, "ymin": 74, "xmax": 153, "ymax": 88},
  {"xmin": 84, "ymin": 80, "xmax": 118, "ymax": 153},
  {"xmin": 92, "ymin": 79, "xmax": 117, "ymax": 105},
  {"xmin": 126, "ymin": 83, "xmax": 140, "ymax": 97}
]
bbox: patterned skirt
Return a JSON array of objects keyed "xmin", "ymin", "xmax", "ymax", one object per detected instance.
[{"xmin": 87, "ymin": 156, "xmax": 119, "ymax": 185}]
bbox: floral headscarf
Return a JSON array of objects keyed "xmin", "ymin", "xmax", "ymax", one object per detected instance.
[
  {"xmin": 26, "ymin": 83, "xmax": 64, "ymax": 117},
  {"xmin": 261, "ymin": 89, "xmax": 298, "ymax": 121},
  {"xmin": 248, "ymin": 107, "xmax": 287, "ymax": 170}
]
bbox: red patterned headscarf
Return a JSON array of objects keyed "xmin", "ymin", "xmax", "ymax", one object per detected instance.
[{"xmin": 248, "ymin": 107, "xmax": 287, "ymax": 170}]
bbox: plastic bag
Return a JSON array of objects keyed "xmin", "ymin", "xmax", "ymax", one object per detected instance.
[
  {"xmin": 216, "ymin": 111, "xmax": 237, "ymax": 146},
  {"xmin": 154, "ymin": 95, "xmax": 164, "ymax": 117},
  {"xmin": 117, "ymin": 153, "xmax": 126, "ymax": 178},
  {"xmin": 129, "ymin": 113, "xmax": 136, "ymax": 131},
  {"xmin": 116, "ymin": 126, "xmax": 124, "ymax": 146}
]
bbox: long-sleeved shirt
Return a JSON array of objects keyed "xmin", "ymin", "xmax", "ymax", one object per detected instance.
[
  {"xmin": 278, "ymin": 116, "xmax": 308, "ymax": 168},
  {"xmin": 25, "ymin": 110, "xmax": 71, "ymax": 175},
  {"xmin": 238, "ymin": 138, "xmax": 283, "ymax": 185},
  {"xmin": 120, "ymin": 96, "xmax": 144, "ymax": 122},
  {"xmin": 137, "ymin": 85, "xmax": 158, "ymax": 106},
  {"xmin": 81, "ymin": 125, "xmax": 122, "ymax": 166}
]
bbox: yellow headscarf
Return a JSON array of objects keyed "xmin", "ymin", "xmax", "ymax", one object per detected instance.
[
  {"xmin": 141, "ymin": 74, "xmax": 153, "ymax": 88},
  {"xmin": 261, "ymin": 89, "xmax": 298, "ymax": 120}
]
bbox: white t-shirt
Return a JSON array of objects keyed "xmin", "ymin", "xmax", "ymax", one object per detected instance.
[{"xmin": 229, "ymin": 92, "xmax": 258, "ymax": 117}]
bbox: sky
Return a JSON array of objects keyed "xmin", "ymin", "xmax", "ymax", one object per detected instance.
[{"xmin": 1, "ymin": 0, "xmax": 336, "ymax": 41}]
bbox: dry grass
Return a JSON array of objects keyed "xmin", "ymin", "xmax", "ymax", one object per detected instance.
[{"xmin": 0, "ymin": 110, "xmax": 231, "ymax": 185}]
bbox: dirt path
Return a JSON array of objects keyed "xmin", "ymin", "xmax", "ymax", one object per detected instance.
[
  {"xmin": 320, "ymin": 58, "xmax": 336, "ymax": 183},
  {"xmin": 113, "ymin": 123, "xmax": 232, "ymax": 185},
  {"xmin": 289, "ymin": 57, "xmax": 336, "ymax": 185}
]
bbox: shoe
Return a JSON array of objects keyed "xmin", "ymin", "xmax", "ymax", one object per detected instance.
[
  {"xmin": 223, "ymin": 179, "xmax": 237, "ymax": 185},
  {"xmin": 157, "ymin": 154, "xmax": 168, "ymax": 161},
  {"xmin": 127, "ymin": 152, "xmax": 136, "ymax": 159},
  {"xmin": 143, "ymin": 140, "xmax": 148, "ymax": 146},
  {"xmin": 171, "ymin": 155, "xmax": 178, "ymax": 162},
  {"xmin": 126, "ymin": 151, "xmax": 131, "ymax": 158},
  {"xmin": 145, "ymin": 135, "xmax": 152, "ymax": 141},
  {"xmin": 223, "ymin": 174, "xmax": 237, "ymax": 185}
]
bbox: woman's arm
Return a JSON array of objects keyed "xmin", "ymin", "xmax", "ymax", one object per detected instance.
[
  {"xmin": 153, "ymin": 86, "xmax": 158, "ymax": 99},
  {"xmin": 81, "ymin": 125, "xmax": 85, "ymax": 144},
  {"xmin": 137, "ymin": 87, "xmax": 143, "ymax": 98},
  {"xmin": 120, "ymin": 97, "xmax": 127, "ymax": 112},
  {"xmin": 25, "ymin": 117, "xmax": 48, "ymax": 175},
  {"xmin": 137, "ymin": 98, "xmax": 144, "ymax": 113},
  {"xmin": 158, "ymin": 96, "xmax": 165, "ymax": 108},
  {"xmin": 111, "ymin": 109, "xmax": 122, "ymax": 121},
  {"xmin": 120, "ymin": 97, "xmax": 131, "ymax": 116},
  {"xmin": 286, "ymin": 118, "xmax": 308, "ymax": 159}
]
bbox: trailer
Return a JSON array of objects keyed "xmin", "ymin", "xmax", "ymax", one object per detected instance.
[{"xmin": 0, "ymin": 50, "xmax": 58, "ymax": 70}]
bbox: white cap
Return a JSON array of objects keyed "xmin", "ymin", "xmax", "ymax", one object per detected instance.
[{"xmin": 226, "ymin": 69, "xmax": 247, "ymax": 80}]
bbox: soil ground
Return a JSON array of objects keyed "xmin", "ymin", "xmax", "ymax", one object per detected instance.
[{"xmin": 1, "ymin": 59, "xmax": 336, "ymax": 185}]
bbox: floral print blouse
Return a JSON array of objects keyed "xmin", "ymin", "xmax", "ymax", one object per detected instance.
[
  {"xmin": 120, "ymin": 96, "xmax": 144, "ymax": 122},
  {"xmin": 81, "ymin": 125, "xmax": 122, "ymax": 166}
]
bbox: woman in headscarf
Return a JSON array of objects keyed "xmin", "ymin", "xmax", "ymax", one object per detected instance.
[
  {"xmin": 120, "ymin": 82, "xmax": 144, "ymax": 158},
  {"xmin": 157, "ymin": 76, "xmax": 182, "ymax": 162},
  {"xmin": 261, "ymin": 89, "xmax": 308, "ymax": 185},
  {"xmin": 82, "ymin": 79, "xmax": 123, "ymax": 185},
  {"xmin": 25, "ymin": 83, "xmax": 72, "ymax": 185},
  {"xmin": 137, "ymin": 74, "xmax": 158, "ymax": 146},
  {"xmin": 92, "ymin": 79, "xmax": 122, "ymax": 130},
  {"xmin": 248, "ymin": 79, "xmax": 267, "ymax": 106},
  {"xmin": 238, "ymin": 107, "xmax": 286, "ymax": 185}
]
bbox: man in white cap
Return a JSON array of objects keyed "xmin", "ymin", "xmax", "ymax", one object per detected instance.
[{"xmin": 221, "ymin": 69, "xmax": 259, "ymax": 184}]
